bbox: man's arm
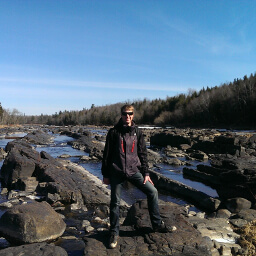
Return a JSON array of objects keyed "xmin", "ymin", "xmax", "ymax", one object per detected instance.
[
  {"xmin": 101, "ymin": 129, "xmax": 113, "ymax": 179},
  {"xmin": 137, "ymin": 128, "xmax": 149, "ymax": 176}
]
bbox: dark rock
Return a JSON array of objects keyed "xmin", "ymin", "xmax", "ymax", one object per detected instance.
[
  {"xmin": 229, "ymin": 218, "xmax": 248, "ymax": 228},
  {"xmin": 0, "ymin": 242, "xmax": 68, "ymax": 256},
  {"xmin": 220, "ymin": 169, "xmax": 248, "ymax": 184},
  {"xmin": 23, "ymin": 130, "xmax": 54, "ymax": 145},
  {"xmin": 183, "ymin": 167, "xmax": 221, "ymax": 186},
  {"xmin": 46, "ymin": 192, "xmax": 62, "ymax": 204},
  {"xmin": 216, "ymin": 184, "xmax": 255, "ymax": 202},
  {"xmin": 197, "ymin": 164, "xmax": 227, "ymax": 176},
  {"xmin": 4, "ymin": 139, "xmax": 33, "ymax": 153},
  {"xmin": 215, "ymin": 209, "xmax": 231, "ymax": 218},
  {"xmin": 56, "ymin": 236, "xmax": 85, "ymax": 256},
  {"xmin": 150, "ymin": 132, "xmax": 191, "ymax": 147},
  {"xmin": 0, "ymin": 147, "xmax": 37, "ymax": 188},
  {"xmin": 187, "ymin": 150, "xmax": 208, "ymax": 161},
  {"xmin": 68, "ymin": 134, "xmax": 104, "ymax": 160},
  {"xmin": 192, "ymin": 140, "xmax": 242, "ymax": 155},
  {"xmin": 225, "ymin": 198, "xmax": 252, "ymax": 213},
  {"xmin": 163, "ymin": 157, "xmax": 183, "ymax": 165},
  {"xmin": 147, "ymin": 149, "xmax": 162, "ymax": 164},
  {"xmin": 149, "ymin": 169, "xmax": 220, "ymax": 212},
  {"xmin": 0, "ymin": 201, "xmax": 66, "ymax": 244},
  {"xmin": 83, "ymin": 200, "xmax": 212, "ymax": 256},
  {"xmin": 180, "ymin": 144, "xmax": 191, "ymax": 150},
  {"xmin": 191, "ymin": 140, "xmax": 216, "ymax": 154},
  {"xmin": 214, "ymin": 135, "xmax": 240, "ymax": 146},
  {"xmin": 1, "ymin": 138, "xmax": 111, "ymax": 207},
  {"xmin": 16, "ymin": 177, "xmax": 38, "ymax": 192},
  {"xmin": 233, "ymin": 209, "xmax": 256, "ymax": 222}
]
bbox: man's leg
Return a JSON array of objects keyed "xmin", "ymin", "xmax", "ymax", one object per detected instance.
[
  {"xmin": 128, "ymin": 172, "xmax": 161, "ymax": 228},
  {"xmin": 110, "ymin": 174, "xmax": 124, "ymax": 236}
]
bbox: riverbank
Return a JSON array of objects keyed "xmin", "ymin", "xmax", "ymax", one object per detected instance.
[{"xmin": 0, "ymin": 125, "xmax": 256, "ymax": 255}]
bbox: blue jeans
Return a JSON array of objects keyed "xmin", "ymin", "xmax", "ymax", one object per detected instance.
[{"xmin": 110, "ymin": 172, "xmax": 161, "ymax": 235}]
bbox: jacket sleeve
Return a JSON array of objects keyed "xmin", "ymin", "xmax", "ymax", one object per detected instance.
[
  {"xmin": 101, "ymin": 129, "xmax": 114, "ymax": 178},
  {"xmin": 137, "ymin": 128, "xmax": 149, "ymax": 176}
]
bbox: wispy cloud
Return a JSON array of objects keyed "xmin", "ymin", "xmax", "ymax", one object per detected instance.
[
  {"xmin": 0, "ymin": 77, "xmax": 187, "ymax": 92},
  {"xmin": 151, "ymin": 12, "xmax": 253, "ymax": 56}
]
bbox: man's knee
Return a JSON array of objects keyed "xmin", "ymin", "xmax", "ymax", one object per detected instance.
[{"xmin": 147, "ymin": 186, "xmax": 158, "ymax": 198}]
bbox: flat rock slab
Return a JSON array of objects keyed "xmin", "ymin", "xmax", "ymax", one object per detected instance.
[
  {"xmin": 83, "ymin": 200, "xmax": 212, "ymax": 255},
  {"xmin": 0, "ymin": 242, "xmax": 68, "ymax": 256},
  {"xmin": 23, "ymin": 130, "xmax": 54, "ymax": 145}
]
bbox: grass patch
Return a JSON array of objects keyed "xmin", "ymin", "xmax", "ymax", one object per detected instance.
[{"xmin": 236, "ymin": 220, "xmax": 256, "ymax": 256}]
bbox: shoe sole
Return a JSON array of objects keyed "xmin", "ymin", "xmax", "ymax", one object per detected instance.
[{"xmin": 109, "ymin": 241, "xmax": 117, "ymax": 249}]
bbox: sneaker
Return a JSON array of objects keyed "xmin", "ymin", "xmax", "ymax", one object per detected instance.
[
  {"xmin": 109, "ymin": 232, "xmax": 118, "ymax": 249},
  {"xmin": 153, "ymin": 220, "xmax": 171, "ymax": 233}
]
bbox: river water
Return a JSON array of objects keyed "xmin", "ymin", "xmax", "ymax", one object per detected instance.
[{"xmin": 0, "ymin": 131, "xmax": 218, "ymax": 210}]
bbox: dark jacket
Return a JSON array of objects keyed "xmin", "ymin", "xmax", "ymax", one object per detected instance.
[{"xmin": 101, "ymin": 118, "xmax": 149, "ymax": 178}]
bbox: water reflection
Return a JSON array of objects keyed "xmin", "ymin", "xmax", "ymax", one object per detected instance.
[{"xmin": 155, "ymin": 163, "xmax": 218, "ymax": 197}]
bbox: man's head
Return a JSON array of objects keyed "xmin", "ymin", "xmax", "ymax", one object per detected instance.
[{"xmin": 121, "ymin": 104, "xmax": 134, "ymax": 126}]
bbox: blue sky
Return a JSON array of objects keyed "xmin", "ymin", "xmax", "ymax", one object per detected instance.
[{"xmin": 0, "ymin": 0, "xmax": 256, "ymax": 115}]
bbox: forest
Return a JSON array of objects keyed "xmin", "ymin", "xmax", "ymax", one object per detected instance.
[{"xmin": 1, "ymin": 72, "xmax": 256, "ymax": 129}]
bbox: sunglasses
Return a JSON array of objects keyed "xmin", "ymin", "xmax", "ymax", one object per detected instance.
[{"xmin": 122, "ymin": 111, "xmax": 133, "ymax": 116}]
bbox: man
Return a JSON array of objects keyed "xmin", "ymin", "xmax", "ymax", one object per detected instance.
[{"xmin": 102, "ymin": 104, "xmax": 169, "ymax": 249}]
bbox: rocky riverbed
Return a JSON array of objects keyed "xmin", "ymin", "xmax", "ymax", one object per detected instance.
[{"xmin": 0, "ymin": 125, "xmax": 256, "ymax": 255}]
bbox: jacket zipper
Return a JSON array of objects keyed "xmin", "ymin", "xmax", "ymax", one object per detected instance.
[
  {"xmin": 121, "ymin": 136, "xmax": 136, "ymax": 153},
  {"xmin": 131, "ymin": 140, "xmax": 135, "ymax": 152},
  {"xmin": 121, "ymin": 139, "xmax": 125, "ymax": 153}
]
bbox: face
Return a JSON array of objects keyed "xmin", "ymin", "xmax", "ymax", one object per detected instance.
[{"xmin": 121, "ymin": 109, "xmax": 134, "ymax": 126}]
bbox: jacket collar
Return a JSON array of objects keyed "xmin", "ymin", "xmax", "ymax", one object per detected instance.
[{"xmin": 115, "ymin": 118, "xmax": 136, "ymax": 133}]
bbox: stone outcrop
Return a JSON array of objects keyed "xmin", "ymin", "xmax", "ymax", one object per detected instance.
[
  {"xmin": 149, "ymin": 128, "xmax": 255, "ymax": 157},
  {"xmin": 0, "ymin": 201, "xmax": 66, "ymax": 244},
  {"xmin": 0, "ymin": 134, "xmax": 110, "ymax": 207},
  {"xmin": 60, "ymin": 130, "xmax": 105, "ymax": 160},
  {"xmin": 184, "ymin": 155, "xmax": 256, "ymax": 203},
  {"xmin": 84, "ymin": 200, "xmax": 212, "ymax": 256}
]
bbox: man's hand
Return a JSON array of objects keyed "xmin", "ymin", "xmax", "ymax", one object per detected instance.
[
  {"xmin": 143, "ymin": 175, "xmax": 154, "ymax": 185},
  {"xmin": 103, "ymin": 177, "xmax": 110, "ymax": 185}
]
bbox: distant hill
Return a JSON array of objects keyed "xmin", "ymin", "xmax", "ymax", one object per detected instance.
[{"xmin": 1, "ymin": 72, "xmax": 256, "ymax": 129}]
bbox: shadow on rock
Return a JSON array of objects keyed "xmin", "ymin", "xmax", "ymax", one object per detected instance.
[{"xmin": 83, "ymin": 199, "xmax": 212, "ymax": 256}]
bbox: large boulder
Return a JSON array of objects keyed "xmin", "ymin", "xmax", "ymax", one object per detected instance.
[
  {"xmin": 0, "ymin": 201, "xmax": 66, "ymax": 244},
  {"xmin": 225, "ymin": 198, "xmax": 252, "ymax": 213},
  {"xmin": 0, "ymin": 147, "xmax": 37, "ymax": 188}
]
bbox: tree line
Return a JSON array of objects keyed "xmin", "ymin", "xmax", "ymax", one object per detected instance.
[{"xmin": 1, "ymin": 72, "xmax": 256, "ymax": 128}]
